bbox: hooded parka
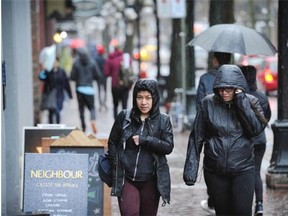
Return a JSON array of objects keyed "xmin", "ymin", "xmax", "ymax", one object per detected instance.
[
  {"xmin": 70, "ymin": 48, "xmax": 99, "ymax": 87},
  {"xmin": 107, "ymin": 79, "xmax": 174, "ymax": 205},
  {"xmin": 104, "ymin": 49, "xmax": 123, "ymax": 88},
  {"xmin": 240, "ymin": 65, "xmax": 271, "ymax": 145},
  {"xmin": 183, "ymin": 64, "xmax": 267, "ymax": 185}
]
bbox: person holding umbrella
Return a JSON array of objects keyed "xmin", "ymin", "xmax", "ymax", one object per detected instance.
[
  {"xmin": 183, "ymin": 64, "xmax": 267, "ymax": 215},
  {"xmin": 196, "ymin": 52, "xmax": 231, "ymax": 111}
]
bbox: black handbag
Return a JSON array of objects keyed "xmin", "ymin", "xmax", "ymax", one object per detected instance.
[
  {"xmin": 98, "ymin": 152, "xmax": 112, "ymax": 187},
  {"xmin": 98, "ymin": 109, "xmax": 131, "ymax": 187},
  {"xmin": 40, "ymin": 89, "xmax": 57, "ymax": 111}
]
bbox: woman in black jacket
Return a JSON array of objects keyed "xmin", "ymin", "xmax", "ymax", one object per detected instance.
[
  {"xmin": 39, "ymin": 57, "xmax": 72, "ymax": 123},
  {"xmin": 107, "ymin": 79, "xmax": 174, "ymax": 216},
  {"xmin": 183, "ymin": 64, "xmax": 267, "ymax": 215}
]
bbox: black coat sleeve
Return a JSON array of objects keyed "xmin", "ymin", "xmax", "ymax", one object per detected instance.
[{"xmin": 234, "ymin": 92, "xmax": 267, "ymax": 137}]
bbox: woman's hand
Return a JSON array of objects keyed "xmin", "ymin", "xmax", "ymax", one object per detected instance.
[
  {"xmin": 132, "ymin": 135, "xmax": 140, "ymax": 146},
  {"xmin": 235, "ymin": 88, "xmax": 243, "ymax": 94}
]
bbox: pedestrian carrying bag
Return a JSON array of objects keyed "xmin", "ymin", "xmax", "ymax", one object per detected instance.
[
  {"xmin": 40, "ymin": 89, "xmax": 57, "ymax": 111},
  {"xmin": 98, "ymin": 109, "xmax": 131, "ymax": 187},
  {"xmin": 117, "ymin": 64, "xmax": 134, "ymax": 89},
  {"xmin": 98, "ymin": 152, "xmax": 112, "ymax": 187}
]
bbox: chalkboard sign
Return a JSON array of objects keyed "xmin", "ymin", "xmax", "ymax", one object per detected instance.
[
  {"xmin": 50, "ymin": 146, "xmax": 105, "ymax": 216},
  {"xmin": 21, "ymin": 126, "xmax": 76, "ymax": 210},
  {"xmin": 23, "ymin": 153, "xmax": 88, "ymax": 215},
  {"xmin": 23, "ymin": 126, "xmax": 75, "ymax": 153}
]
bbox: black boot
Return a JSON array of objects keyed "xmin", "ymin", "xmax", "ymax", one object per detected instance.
[{"xmin": 254, "ymin": 201, "xmax": 263, "ymax": 216}]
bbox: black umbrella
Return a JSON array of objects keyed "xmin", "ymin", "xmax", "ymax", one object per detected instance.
[{"xmin": 188, "ymin": 23, "xmax": 277, "ymax": 56}]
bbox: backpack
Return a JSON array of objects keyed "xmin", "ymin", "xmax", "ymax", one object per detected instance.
[{"xmin": 117, "ymin": 62, "xmax": 134, "ymax": 89}]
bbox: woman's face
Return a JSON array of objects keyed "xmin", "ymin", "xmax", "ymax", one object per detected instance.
[
  {"xmin": 218, "ymin": 87, "xmax": 235, "ymax": 102},
  {"xmin": 136, "ymin": 91, "xmax": 153, "ymax": 114}
]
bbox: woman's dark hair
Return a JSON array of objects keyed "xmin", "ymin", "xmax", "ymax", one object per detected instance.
[{"xmin": 214, "ymin": 52, "xmax": 232, "ymax": 65}]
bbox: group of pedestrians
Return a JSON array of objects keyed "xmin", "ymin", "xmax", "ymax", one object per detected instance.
[
  {"xmin": 40, "ymin": 43, "xmax": 271, "ymax": 215},
  {"xmin": 103, "ymin": 53, "xmax": 270, "ymax": 216},
  {"xmin": 39, "ymin": 41, "xmax": 134, "ymax": 134}
]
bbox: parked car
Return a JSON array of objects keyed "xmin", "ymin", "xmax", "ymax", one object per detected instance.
[
  {"xmin": 234, "ymin": 54, "xmax": 265, "ymax": 71},
  {"xmin": 257, "ymin": 56, "xmax": 278, "ymax": 95}
]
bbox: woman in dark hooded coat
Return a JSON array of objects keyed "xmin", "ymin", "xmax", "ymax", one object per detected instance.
[
  {"xmin": 70, "ymin": 48, "xmax": 99, "ymax": 133},
  {"xmin": 107, "ymin": 79, "xmax": 174, "ymax": 216},
  {"xmin": 183, "ymin": 64, "xmax": 267, "ymax": 215},
  {"xmin": 39, "ymin": 57, "xmax": 72, "ymax": 124},
  {"xmin": 241, "ymin": 65, "xmax": 271, "ymax": 215}
]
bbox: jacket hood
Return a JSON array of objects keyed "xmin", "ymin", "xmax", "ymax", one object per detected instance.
[
  {"xmin": 132, "ymin": 79, "xmax": 160, "ymax": 119},
  {"xmin": 240, "ymin": 65, "xmax": 257, "ymax": 92},
  {"xmin": 213, "ymin": 64, "xmax": 248, "ymax": 95},
  {"xmin": 76, "ymin": 48, "xmax": 90, "ymax": 65}
]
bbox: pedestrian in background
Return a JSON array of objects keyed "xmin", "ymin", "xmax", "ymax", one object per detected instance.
[
  {"xmin": 184, "ymin": 64, "xmax": 267, "ymax": 215},
  {"xmin": 39, "ymin": 57, "xmax": 73, "ymax": 124},
  {"xmin": 240, "ymin": 65, "xmax": 271, "ymax": 216},
  {"xmin": 94, "ymin": 44, "xmax": 108, "ymax": 111},
  {"xmin": 196, "ymin": 52, "xmax": 231, "ymax": 111},
  {"xmin": 104, "ymin": 41, "xmax": 127, "ymax": 119},
  {"xmin": 107, "ymin": 79, "xmax": 174, "ymax": 216},
  {"xmin": 70, "ymin": 48, "xmax": 99, "ymax": 134},
  {"xmin": 196, "ymin": 52, "xmax": 231, "ymax": 214}
]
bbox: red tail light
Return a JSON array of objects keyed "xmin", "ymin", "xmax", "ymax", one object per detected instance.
[{"xmin": 264, "ymin": 69, "xmax": 274, "ymax": 83}]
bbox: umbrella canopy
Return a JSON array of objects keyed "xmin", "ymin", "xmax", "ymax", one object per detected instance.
[
  {"xmin": 69, "ymin": 38, "xmax": 86, "ymax": 49},
  {"xmin": 188, "ymin": 23, "xmax": 277, "ymax": 56}
]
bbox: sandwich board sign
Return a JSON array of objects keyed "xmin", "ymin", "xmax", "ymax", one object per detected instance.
[{"xmin": 23, "ymin": 153, "xmax": 88, "ymax": 215}]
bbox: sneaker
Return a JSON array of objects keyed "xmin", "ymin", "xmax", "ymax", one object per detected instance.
[
  {"xmin": 200, "ymin": 200, "xmax": 215, "ymax": 215},
  {"xmin": 254, "ymin": 202, "xmax": 263, "ymax": 215}
]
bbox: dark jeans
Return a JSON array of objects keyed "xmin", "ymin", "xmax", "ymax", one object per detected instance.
[
  {"xmin": 112, "ymin": 87, "xmax": 129, "ymax": 119},
  {"xmin": 118, "ymin": 178, "xmax": 160, "ymax": 216},
  {"xmin": 254, "ymin": 144, "xmax": 266, "ymax": 203},
  {"xmin": 204, "ymin": 169, "xmax": 255, "ymax": 216},
  {"xmin": 76, "ymin": 92, "xmax": 96, "ymax": 132},
  {"xmin": 48, "ymin": 108, "xmax": 60, "ymax": 124},
  {"xmin": 207, "ymin": 189, "xmax": 214, "ymax": 208}
]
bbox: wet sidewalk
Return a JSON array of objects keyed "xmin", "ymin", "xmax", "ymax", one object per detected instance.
[{"xmin": 41, "ymin": 82, "xmax": 288, "ymax": 216}]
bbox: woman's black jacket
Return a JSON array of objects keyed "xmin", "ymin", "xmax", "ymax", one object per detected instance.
[
  {"xmin": 183, "ymin": 64, "xmax": 267, "ymax": 185},
  {"xmin": 108, "ymin": 109, "xmax": 173, "ymax": 205}
]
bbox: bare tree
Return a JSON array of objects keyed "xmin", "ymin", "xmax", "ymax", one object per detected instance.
[
  {"xmin": 167, "ymin": 0, "xmax": 235, "ymax": 103},
  {"xmin": 167, "ymin": 19, "xmax": 182, "ymax": 103},
  {"xmin": 207, "ymin": 0, "xmax": 235, "ymax": 68}
]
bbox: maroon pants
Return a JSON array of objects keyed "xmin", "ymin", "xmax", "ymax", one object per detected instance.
[{"xmin": 118, "ymin": 178, "xmax": 160, "ymax": 216}]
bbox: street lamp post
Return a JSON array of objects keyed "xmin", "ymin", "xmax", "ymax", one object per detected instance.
[
  {"xmin": 153, "ymin": 0, "xmax": 161, "ymax": 79},
  {"xmin": 266, "ymin": 0, "xmax": 288, "ymax": 189},
  {"xmin": 133, "ymin": 0, "xmax": 142, "ymax": 74}
]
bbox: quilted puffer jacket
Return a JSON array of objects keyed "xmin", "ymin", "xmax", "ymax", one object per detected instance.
[
  {"xmin": 183, "ymin": 64, "xmax": 266, "ymax": 186},
  {"xmin": 107, "ymin": 79, "xmax": 174, "ymax": 205}
]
